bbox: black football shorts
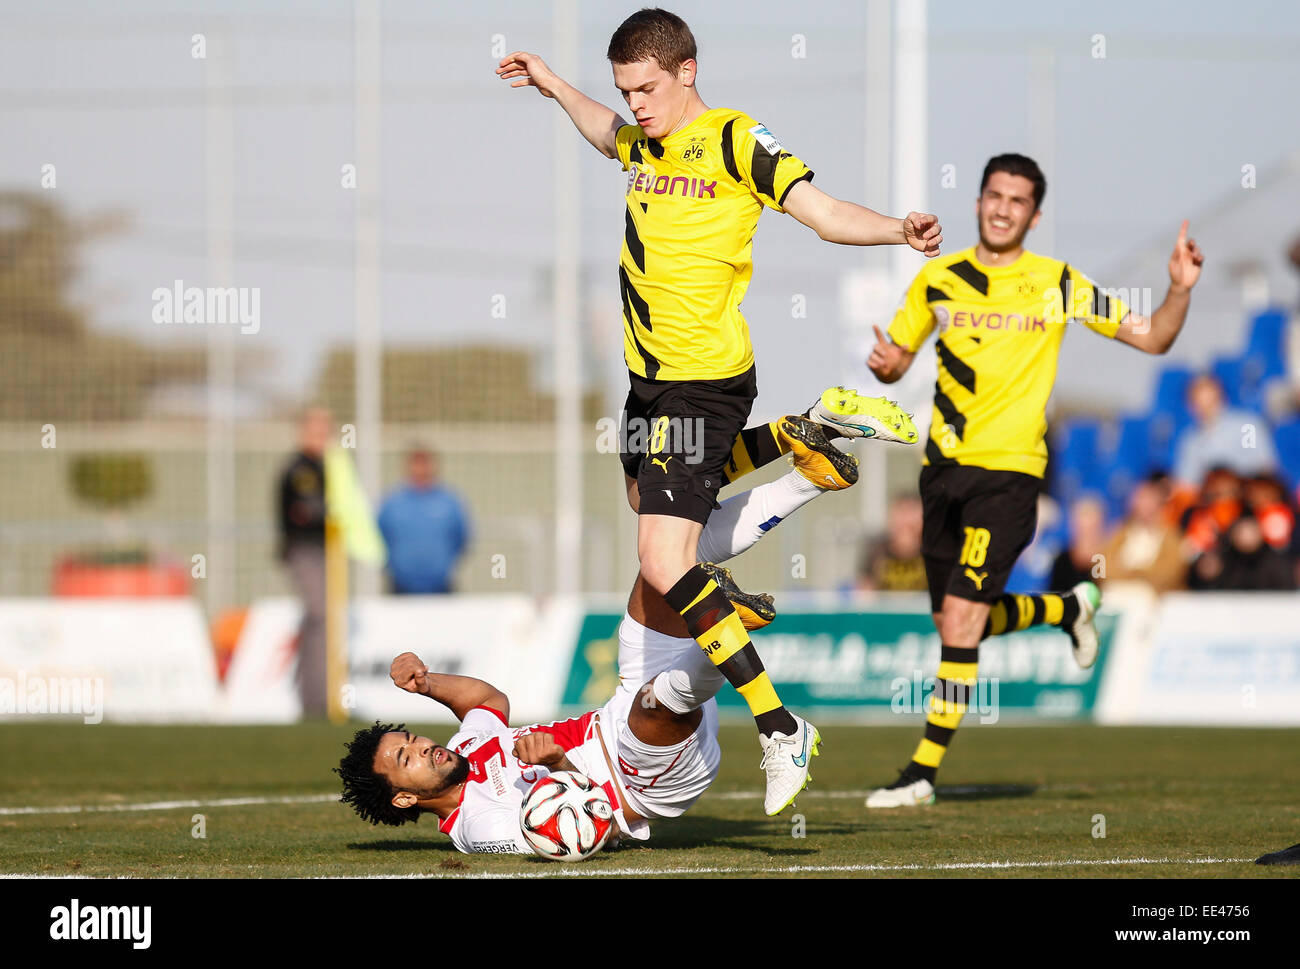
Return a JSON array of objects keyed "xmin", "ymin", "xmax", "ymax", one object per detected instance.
[
  {"xmin": 919, "ymin": 462, "xmax": 1041, "ymax": 612},
  {"xmin": 619, "ymin": 367, "xmax": 757, "ymax": 525}
]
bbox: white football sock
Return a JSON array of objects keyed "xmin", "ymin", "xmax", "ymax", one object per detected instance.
[
  {"xmin": 695, "ymin": 470, "xmax": 823, "ymax": 564},
  {"xmin": 651, "ymin": 660, "xmax": 726, "ymax": 715}
]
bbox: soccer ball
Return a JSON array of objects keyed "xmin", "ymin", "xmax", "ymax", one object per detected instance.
[{"xmin": 519, "ymin": 771, "xmax": 615, "ymax": 861}]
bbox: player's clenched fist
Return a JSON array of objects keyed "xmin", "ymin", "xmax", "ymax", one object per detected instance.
[
  {"xmin": 904, "ymin": 211, "xmax": 943, "ymax": 257},
  {"xmin": 512, "ymin": 731, "xmax": 567, "ymax": 768},
  {"xmin": 390, "ymin": 652, "xmax": 431, "ymax": 696},
  {"xmin": 496, "ymin": 51, "xmax": 561, "ymax": 99}
]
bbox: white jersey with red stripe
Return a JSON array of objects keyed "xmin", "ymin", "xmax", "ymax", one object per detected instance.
[
  {"xmin": 438, "ymin": 703, "xmax": 643, "ymax": 855},
  {"xmin": 436, "ymin": 616, "xmax": 721, "ymax": 855}
]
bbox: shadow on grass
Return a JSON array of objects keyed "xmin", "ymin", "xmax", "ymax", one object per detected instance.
[
  {"xmin": 639, "ymin": 814, "xmax": 858, "ymax": 856},
  {"xmin": 348, "ymin": 840, "xmax": 458, "ymax": 853},
  {"xmin": 935, "ymin": 783, "xmax": 1037, "ymax": 801}
]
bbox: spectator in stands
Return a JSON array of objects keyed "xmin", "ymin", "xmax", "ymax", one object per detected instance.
[
  {"xmin": 1098, "ymin": 472, "xmax": 1186, "ymax": 594},
  {"xmin": 277, "ymin": 405, "xmax": 331, "ymax": 718},
  {"xmin": 1048, "ymin": 495, "xmax": 1107, "ymax": 590},
  {"xmin": 1194, "ymin": 507, "xmax": 1297, "ymax": 591},
  {"xmin": 1173, "ymin": 373, "xmax": 1277, "ymax": 487},
  {"xmin": 1181, "ymin": 466, "xmax": 1244, "ymax": 561},
  {"xmin": 377, "ymin": 445, "xmax": 471, "ymax": 594},
  {"xmin": 854, "ymin": 495, "xmax": 927, "ymax": 592},
  {"xmin": 1243, "ymin": 473, "xmax": 1296, "ymax": 552}
]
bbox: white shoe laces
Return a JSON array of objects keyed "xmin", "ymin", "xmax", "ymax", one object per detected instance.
[{"xmin": 758, "ymin": 731, "xmax": 798, "ymax": 771}]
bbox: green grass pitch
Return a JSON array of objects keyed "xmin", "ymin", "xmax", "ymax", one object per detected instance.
[{"xmin": 2, "ymin": 722, "xmax": 1296, "ymax": 878}]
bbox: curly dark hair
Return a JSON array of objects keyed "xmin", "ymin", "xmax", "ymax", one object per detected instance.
[
  {"xmin": 607, "ymin": 8, "xmax": 697, "ymax": 74},
  {"xmin": 334, "ymin": 721, "xmax": 421, "ymax": 827}
]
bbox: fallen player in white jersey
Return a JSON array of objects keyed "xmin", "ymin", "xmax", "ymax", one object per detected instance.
[{"xmin": 336, "ymin": 590, "xmax": 727, "ymax": 853}]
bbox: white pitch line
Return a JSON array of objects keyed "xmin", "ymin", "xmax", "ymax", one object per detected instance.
[
  {"xmin": 317, "ymin": 856, "xmax": 1254, "ymax": 878},
  {"xmin": 0, "ymin": 857, "xmax": 1255, "ymax": 880},
  {"xmin": 0, "ymin": 793, "xmax": 340, "ymax": 816},
  {"xmin": 0, "ymin": 783, "xmax": 1109, "ymax": 816},
  {"xmin": 704, "ymin": 783, "xmax": 1081, "ymax": 800}
]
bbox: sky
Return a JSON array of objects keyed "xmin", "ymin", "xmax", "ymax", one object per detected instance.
[{"xmin": 2, "ymin": 0, "xmax": 1298, "ymax": 422}]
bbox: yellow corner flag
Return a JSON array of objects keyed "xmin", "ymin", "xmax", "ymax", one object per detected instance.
[{"xmin": 323, "ymin": 446, "xmax": 386, "ymax": 567}]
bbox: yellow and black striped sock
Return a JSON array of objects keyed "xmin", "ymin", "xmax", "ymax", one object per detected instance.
[
  {"xmin": 663, "ymin": 564, "xmax": 796, "ymax": 736},
  {"xmin": 721, "ymin": 420, "xmax": 791, "ymax": 485},
  {"xmin": 982, "ymin": 592, "xmax": 1079, "ymax": 638},
  {"xmin": 907, "ymin": 645, "xmax": 978, "ymax": 783}
]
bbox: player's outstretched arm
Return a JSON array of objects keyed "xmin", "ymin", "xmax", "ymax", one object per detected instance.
[
  {"xmin": 782, "ymin": 180, "xmax": 942, "ymax": 256},
  {"xmin": 389, "ymin": 651, "xmax": 510, "ymax": 722},
  {"xmin": 1115, "ymin": 220, "xmax": 1205, "ymax": 355},
  {"xmin": 495, "ymin": 50, "xmax": 629, "ymax": 160}
]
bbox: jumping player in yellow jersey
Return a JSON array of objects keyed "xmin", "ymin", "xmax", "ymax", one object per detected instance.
[
  {"xmin": 856, "ymin": 153, "xmax": 1205, "ymax": 808},
  {"xmin": 497, "ymin": 8, "xmax": 940, "ymax": 815}
]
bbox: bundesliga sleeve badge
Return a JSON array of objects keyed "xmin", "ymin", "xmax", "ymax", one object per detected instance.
[{"xmin": 748, "ymin": 123, "xmax": 783, "ymax": 155}]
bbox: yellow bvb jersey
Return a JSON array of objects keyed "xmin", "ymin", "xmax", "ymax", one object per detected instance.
[
  {"xmin": 888, "ymin": 247, "xmax": 1130, "ymax": 478},
  {"xmin": 614, "ymin": 107, "xmax": 813, "ymax": 381}
]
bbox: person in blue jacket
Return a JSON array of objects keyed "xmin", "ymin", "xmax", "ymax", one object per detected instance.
[{"xmin": 377, "ymin": 446, "xmax": 470, "ymax": 594}]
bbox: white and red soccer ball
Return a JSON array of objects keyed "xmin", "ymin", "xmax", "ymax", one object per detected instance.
[{"xmin": 519, "ymin": 771, "xmax": 615, "ymax": 861}]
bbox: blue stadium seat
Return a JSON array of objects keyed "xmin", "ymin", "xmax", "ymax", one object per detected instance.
[
  {"xmin": 1102, "ymin": 461, "xmax": 1135, "ymax": 520},
  {"xmin": 1051, "ymin": 418, "xmax": 1104, "ymax": 504},
  {"xmin": 1274, "ymin": 418, "xmax": 1300, "ymax": 491},
  {"xmin": 1217, "ymin": 350, "xmax": 1276, "ymax": 414},
  {"xmin": 1091, "ymin": 414, "xmax": 1157, "ymax": 517},
  {"xmin": 1146, "ymin": 365, "xmax": 1199, "ymax": 475},
  {"xmin": 1152, "ymin": 365, "xmax": 1195, "ymax": 417},
  {"xmin": 1112, "ymin": 414, "xmax": 1155, "ymax": 476},
  {"xmin": 1246, "ymin": 308, "xmax": 1288, "ymax": 361},
  {"xmin": 1148, "ymin": 410, "xmax": 1190, "ymax": 475},
  {"xmin": 1211, "ymin": 355, "xmax": 1251, "ymax": 410}
]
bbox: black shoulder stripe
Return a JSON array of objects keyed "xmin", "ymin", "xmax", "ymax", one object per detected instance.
[
  {"xmin": 750, "ymin": 140, "xmax": 778, "ymax": 200},
  {"xmin": 932, "ymin": 386, "xmax": 967, "ymax": 441},
  {"xmin": 926, "ymin": 286, "xmax": 951, "ymax": 303},
  {"xmin": 629, "ymin": 139, "xmax": 643, "ymax": 165},
  {"xmin": 619, "ymin": 265, "xmax": 657, "ymax": 379},
  {"xmin": 936, "ymin": 339, "xmax": 976, "ymax": 395},
  {"xmin": 1092, "ymin": 283, "xmax": 1111, "ymax": 322},
  {"xmin": 947, "ymin": 260, "xmax": 989, "ymax": 296},
  {"xmin": 624, "ymin": 205, "xmax": 645, "ymax": 274},
  {"xmin": 1058, "ymin": 264, "xmax": 1071, "ymax": 315},
  {"xmin": 925, "ymin": 437, "xmax": 956, "ymax": 467},
  {"xmin": 646, "ymin": 138, "xmax": 664, "ymax": 159},
  {"xmin": 721, "ymin": 119, "xmax": 741, "ymax": 182}
]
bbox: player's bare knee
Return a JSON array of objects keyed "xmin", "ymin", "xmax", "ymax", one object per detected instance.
[
  {"xmin": 635, "ymin": 681, "xmax": 673, "ymax": 720},
  {"xmin": 629, "ymin": 677, "xmax": 701, "ymax": 744},
  {"xmin": 636, "ymin": 552, "xmax": 695, "ymax": 596},
  {"xmin": 939, "ymin": 598, "xmax": 986, "ymax": 647}
]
